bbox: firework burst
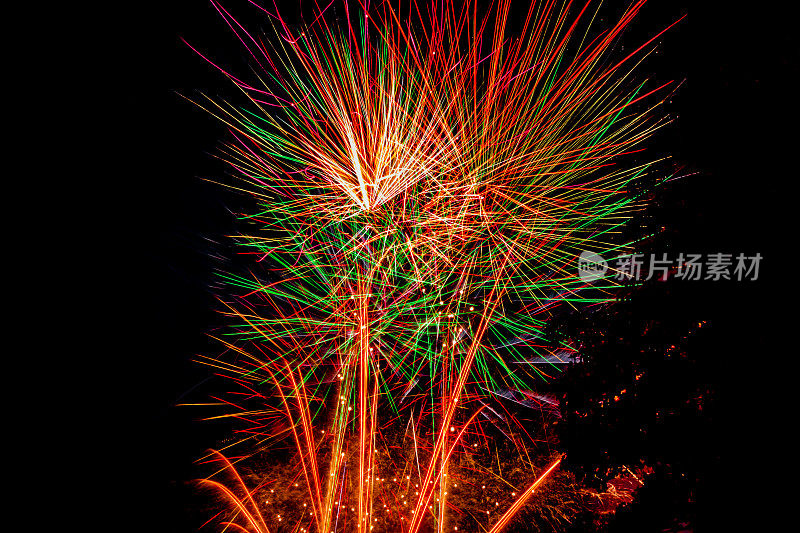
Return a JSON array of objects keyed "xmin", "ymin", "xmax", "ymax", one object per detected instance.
[{"xmin": 183, "ymin": 1, "xmax": 682, "ymax": 531}]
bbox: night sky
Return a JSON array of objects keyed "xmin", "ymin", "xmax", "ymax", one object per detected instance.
[{"xmin": 101, "ymin": 2, "xmax": 792, "ymax": 531}]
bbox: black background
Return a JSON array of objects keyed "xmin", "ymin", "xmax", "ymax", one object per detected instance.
[{"xmin": 101, "ymin": 1, "xmax": 793, "ymax": 531}]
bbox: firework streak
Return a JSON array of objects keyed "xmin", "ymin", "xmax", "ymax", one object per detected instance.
[{"xmin": 184, "ymin": 1, "xmax": 681, "ymax": 531}]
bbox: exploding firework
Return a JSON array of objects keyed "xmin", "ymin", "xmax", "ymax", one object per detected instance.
[{"xmin": 182, "ymin": 1, "xmax": 682, "ymax": 531}]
